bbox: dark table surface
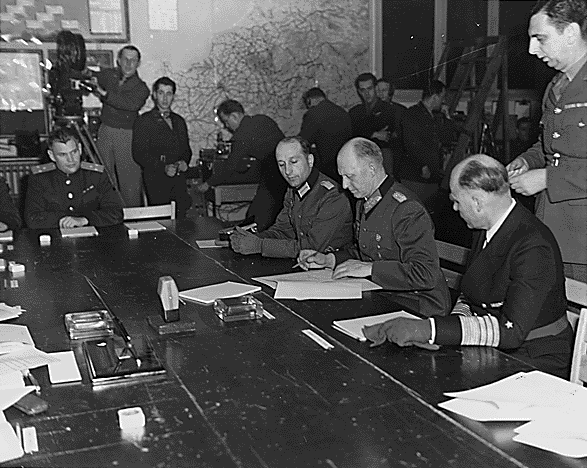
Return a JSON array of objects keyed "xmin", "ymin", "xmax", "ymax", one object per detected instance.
[{"xmin": 0, "ymin": 219, "xmax": 583, "ymax": 468}]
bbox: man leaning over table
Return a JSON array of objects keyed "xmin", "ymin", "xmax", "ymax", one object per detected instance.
[
  {"xmin": 230, "ymin": 136, "xmax": 353, "ymax": 258},
  {"xmin": 298, "ymin": 137, "xmax": 451, "ymax": 318},
  {"xmin": 24, "ymin": 126, "xmax": 123, "ymax": 229},
  {"xmin": 363, "ymin": 155, "xmax": 572, "ymax": 379}
]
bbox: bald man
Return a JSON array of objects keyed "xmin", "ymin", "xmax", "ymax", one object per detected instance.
[
  {"xmin": 364, "ymin": 155, "xmax": 572, "ymax": 378},
  {"xmin": 298, "ymin": 137, "xmax": 450, "ymax": 318}
]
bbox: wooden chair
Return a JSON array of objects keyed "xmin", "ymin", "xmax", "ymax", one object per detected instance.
[
  {"xmin": 570, "ymin": 308, "xmax": 587, "ymax": 385},
  {"xmin": 123, "ymin": 201, "xmax": 176, "ymax": 221},
  {"xmin": 435, "ymin": 239, "xmax": 469, "ymax": 290}
]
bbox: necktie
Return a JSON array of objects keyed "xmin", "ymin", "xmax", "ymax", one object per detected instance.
[
  {"xmin": 161, "ymin": 112, "xmax": 172, "ymax": 129},
  {"xmin": 551, "ymin": 74, "xmax": 570, "ymax": 102}
]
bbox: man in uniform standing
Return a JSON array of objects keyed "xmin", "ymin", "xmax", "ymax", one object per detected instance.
[
  {"xmin": 298, "ymin": 137, "xmax": 450, "ymax": 318},
  {"xmin": 299, "ymin": 87, "xmax": 352, "ymax": 183},
  {"xmin": 132, "ymin": 77, "xmax": 192, "ymax": 218},
  {"xmin": 230, "ymin": 136, "xmax": 352, "ymax": 258},
  {"xmin": 508, "ymin": 0, "xmax": 587, "ymax": 282},
  {"xmin": 25, "ymin": 127, "xmax": 123, "ymax": 229},
  {"xmin": 0, "ymin": 177, "xmax": 21, "ymax": 232}
]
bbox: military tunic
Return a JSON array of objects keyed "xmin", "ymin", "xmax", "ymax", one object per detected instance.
[
  {"xmin": 520, "ymin": 59, "xmax": 587, "ymax": 266},
  {"xmin": 257, "ymin": 168, "xmax": 353, "ymax": 258},
  {"xmin": 335, "ymin": 177, "xmax": 450, "ymax": 317},
  {"xmin": 24, "ymin": 162, "xmax": 123, "ymax": 229}
]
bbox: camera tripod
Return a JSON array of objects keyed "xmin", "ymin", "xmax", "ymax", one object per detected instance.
[{"xmin": 53, "ymin": 115, "xmax": 126, "ymax": 207}]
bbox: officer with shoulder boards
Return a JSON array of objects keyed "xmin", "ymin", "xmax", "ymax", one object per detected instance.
[{"xmin": 25, "ymin": 126, "xmax": 123, "ymax": 229}]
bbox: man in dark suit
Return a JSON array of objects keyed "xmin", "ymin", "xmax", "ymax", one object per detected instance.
[
  {"xmin": 508, "ymin": 0, "xmax": 587, "ymax": 282},
  {"xmin": 299, "ymin": 87, "xmax": 352, "ymax": 183},
  {"xmin": 196, "ymin": 99, "xmax": 287, "ymax": 231},
  {"xmin": 399, "ymin": 80, "xmax": 448, "ymax": 206},
  {"xmin": 349, "ymin": 73, "xmax": 398, "ymax": 177},
  {"xmin": 364, "ymin": 154, "xmax": 572, "ymax": 378},
  {"xmin": 0, "ymin": 177, "xmax": 21, "ymax": 232},
  {"xmin": 132, "ymin": 76, "xmax": 192, "ymax": 217}
]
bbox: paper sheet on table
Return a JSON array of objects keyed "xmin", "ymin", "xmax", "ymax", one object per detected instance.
[
  {"xmin": 179, "ymin": 281, "xmax": 261, "ymax": 305},
  {"xmin": 124, "ymin": 221, "xmax": 165, "ymax": 232},
  {"xmin": 274, "ymin": 281, "xmax": 362, "ymax": 300},
  {"xmin": 195, "ymin": 239, "xmax": 224, "ymax": 249},
  {"xmin": 0, "ymin": 325, "xmax": 34, "ymax": 347},
  {"xmin": 332, "ymin": 311, "xmax": 421, "ymax": 341},
  {"xmin": 0, "ymin": 371, "xmax": 24, "ymax": 389},
  {"xmin": 253, "ymin": 269, "xmax": 382, "ymax": 292},
  {"xmin": 0, "ymin": 304, "xmax": 24, "ymax": 322},
  {"xmin": 512, "ymin": 433, "xmax": 587, "ymax": 459},
  {"xmin": 437, "ymin": 398, "xmax": 561, "ymax": 422},
  {"xmin": 0, "ymin": 418, "xmax": 24, "ymax": 463},
  {"xmin": 0, "ymin": 347, "xmax": 60, "ymax": 374},
  {"xmin": 0, "ymin": 386, "xmax": 35, "ymax": 411},
  {"xmin": 60, "ymin": 226, "xmax": 98, "ymax": 238},
  {"xmin": 48, "ymin": 351, "xmax": 82, "ymax": 384},
  {"xmin": 443, "ymin": 370, "xmax": 585, "ymax": 408},
  {"xmin": 515, "ymin": 414, "xmax": 587, "ymax": 440}
]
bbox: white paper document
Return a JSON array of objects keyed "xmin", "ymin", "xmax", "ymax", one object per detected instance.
[
  {"xmin": 0, "ymin": 325, "xmax": 34, "ymax": 347},
  {"xmin": 179, "ymin": 282, "xmax": 261, "ymax": 305},
  {"xmin": 274, "ymin": 281, "xmax": 362, "ymax": 300},
  {"xmin": 124, "ymin": 221, "xmax": 165, "ymax": 232},
  {"xmin": 0, "ymin": 387, "xmax": 35, "ymax": 411},
  {"xmin": 253, "ymin": 269, "xmax": 382, "ymax": 292},
  {"xmin": 48, "ymin": 351, "xmax": 82, "ymax": 384},
  {"xmin": 60, "ymin": 226, "xmax": 98, "ymax": 238},
  {"xmin": 195, "ymin": 240, "xmax": 224, "ymax": 249},
  {"xmin": 0, "ymin": 419, "xmax": 24, "ymax": 463},
  {"xmin": 0, "ymin": 347, "xmax": 60, "ymax": 374},
  {"xmin": 332, "ymin": 311, "xmax": 421, "ymax": 341},
  {"xmin": 0, "ymin": 304, "xmax": 24, "ymax": 323}
]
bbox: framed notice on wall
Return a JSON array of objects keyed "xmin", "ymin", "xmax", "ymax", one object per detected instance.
[{"xmin": 0, "ymin": 0, "xmax": 129, "ymax": 43}]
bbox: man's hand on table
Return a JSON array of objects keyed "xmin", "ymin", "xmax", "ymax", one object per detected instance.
[
  {"xmin": 59, "ymin": 216, "xmax": 89, "ymax": 229},
  {"xmin": 230, "ymin": 227, "xmax": 262, "ymax": 255},
  {"xmin": 297, "ymin": 249, "xmax": 336, "ymax": 270},
  {"xmin": 332, "ymin": 259, "xmax": 372, "ymax": 280},
  {"xmin": 362, "ymin": 318, "xmax": 439, "ymax": 351}
]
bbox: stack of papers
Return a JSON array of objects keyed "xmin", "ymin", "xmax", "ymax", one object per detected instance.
[
  {"xmin": 0, "ymin": 324, "xmax": 59, "ymax": 374},
  {"xmin": 60, "ymin": 226, "xmax": 98, "ymax": 238},
  {"xmin": 439, "ymin": 370, "xmax": 587, "ymax": 458},
  {"xmin": 179, "ymin": 281, "xmax": 261, "ymax": 305},
  {"xmin": 253, "ymin": 269, "xmax": 382, "ymax": 301},
  {"xmin": 195, "ymin": 239, "xmax": 225, "ymax": 249},
  {"xmin": 332, "ymin": 311, "xmax": 420, "ymax": 341},
  {"xmin": 124, "ymin": 221, "xmax": 165, "ymax": 232},
  {"xmin": 0, "ymin": 304, "xmax": 24, "ymax": 322}
]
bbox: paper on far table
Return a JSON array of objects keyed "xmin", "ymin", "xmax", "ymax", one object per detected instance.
[
  {"xmin": 253, "ymin": 269, "xmax": 382, "ymax": 292},
  {"xmin": 332, "ymin": 311, "xmax": 420, "ymax": 341},
  {"xmin": 0, "ymin": 231, "xmax": 13, "ymax": 242},
  {"xmin": 60, "ymin": 226, "xmax": 98, "ymax": 238},
  {"xmin": 179, "ymin": 281, "xmax": 261, "ymax": 305},
  {"xmin": 274, "ymin": 281, "xmax": 362, "ymax": 300},
  {"xmin": 124, "ymin": 221, "xmax": 165, "ymax": 232}
]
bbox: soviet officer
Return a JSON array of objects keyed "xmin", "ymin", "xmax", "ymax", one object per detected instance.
[{"xmin": 25, "ymin": 126, "xmax": 123, "ymax": 229}]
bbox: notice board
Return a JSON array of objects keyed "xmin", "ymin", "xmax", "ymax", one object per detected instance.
[{"xmin": 0, "ymin": 0, "xmax": 129, "ymax": 43}]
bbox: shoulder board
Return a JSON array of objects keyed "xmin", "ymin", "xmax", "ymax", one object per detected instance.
[
  {"xmin": 392, "ymin": 191, "xmax": 407, "ymax": 203},
  {"xmin": 30, "ymin": 162, "xmax": 56, "ymax": 175},
  {"xmin": 81, "ymin": 161, "xmax": 104, "ymax": 173},
  {"xmin": 320, "ymin": 180, "xmax": 335, "ymax": 190}
]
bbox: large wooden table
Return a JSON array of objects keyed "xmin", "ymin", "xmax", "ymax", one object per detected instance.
[{"xmin": 0, "ymin": 219, "xmax": 583, "ymax": 468}]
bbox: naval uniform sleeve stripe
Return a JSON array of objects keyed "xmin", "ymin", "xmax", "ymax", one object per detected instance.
[
  {"xmin": 459, "ymin": 315, "xmax": 500, "ymax": 347},
  {"xmin": 451, "ymin": 301, "xmax": 472, "ymax": 317}
]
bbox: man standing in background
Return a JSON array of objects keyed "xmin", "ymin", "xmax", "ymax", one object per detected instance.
[
  {"xmin": 508, "ymin": 0, "xmax": 587, "ymax": 282},
  {"xmin": 93, "ymin": 45, "xmax": 150, "ymax": 207},
  {"xmin": 132, "ymin": 77, "xmax": 192, "ymax": 218},
  {"xmin": 299, "ymin": 87, "xmax": 352, "ymax": 183}
]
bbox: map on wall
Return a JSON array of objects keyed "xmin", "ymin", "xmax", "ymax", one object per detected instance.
[{"xmin": 154, "ymin": 0, "xmax": 370, "ymax": 154}]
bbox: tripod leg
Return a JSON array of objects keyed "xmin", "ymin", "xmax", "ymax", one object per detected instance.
[{"xmin": 70, "ymin": 120, "xmax": 126, "ymax": 207}]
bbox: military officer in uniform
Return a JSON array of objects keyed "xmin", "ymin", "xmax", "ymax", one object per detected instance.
[
  {"xmin": 298, "ymin": 137, "xmax": 451, "ymax": 318},
  {"xmin": 363, "ymin": 155, "xmax": 572, "ymax": 378},
  {"xmin": 508, "ymin": 0, "xmax": 587, "ymax": 282},
  {"xmin": 25, "ymin": 126, "xmax": 123, "ymax": 229},
  {"xmin": 230, "ymin": 136, "xmax": 353, "ymax": 258}
]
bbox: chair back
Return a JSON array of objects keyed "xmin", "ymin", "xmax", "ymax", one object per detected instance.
[
  {"xmin": 123, "ymin": 201, "xmax": 176, "ymax": 221},
  {"xmin": 570, "ymin": 308, "xmax": 587, "ymax": 385},
  {"xmin": 435, "ymin": 240, "xmax": 469, "ymax": 290}
]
